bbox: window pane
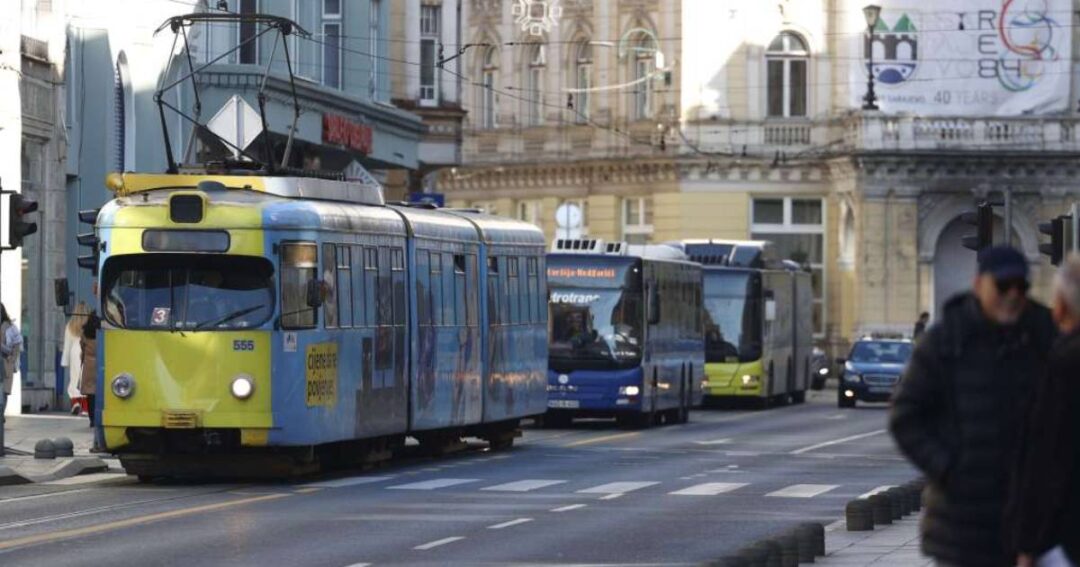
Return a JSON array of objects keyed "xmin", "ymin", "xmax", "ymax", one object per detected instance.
[
  {"xmin": 336, "ymin": 247, "xmax": 352, "ymax": 328},
  {"xmin": 322, "ymin": 243, "xmax": 338, "ymax": 328},
  {"xmin": 323, "ymin": 23, "xmax": 341, "ymax": 89},
  {"xmin": 239, "ymin": 0, "xmax": 257, "ymax": 64},
  {"xmin": 789, "ymin": 59, "xmax": 807, "ymax": 117},
  {"xmin": 753, "ymin": 199, "xmax": 784, "ymax": 224},
  {"xmin": 625, "ymin": 199, "xmax": 640, "ymax": 225},
  {"xmin": 751, "ymin": 232, "xmax": 823, "ymax": 265},
  {"xmin": 324, "ymin": 0, "xmax": 340, "ymax": 15},
  {"xmin": 766, "ymin": 60, "xmax": 784, "ymax": 117},
  {"xmin": 792, "ymin": 199, "xmax": 822, "ymax": 225},
  {"xmin": 416, "ymin": 250, "xmax": 430, "ymax": 326},
  {"xmin": 420, "ymin": 39, "xmax": 436, "ymax": 100}
]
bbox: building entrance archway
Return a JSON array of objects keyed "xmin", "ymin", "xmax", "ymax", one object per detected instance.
[{"xmin": 932, "ymin": 215, "xmax": 1022, "ymax": 317}]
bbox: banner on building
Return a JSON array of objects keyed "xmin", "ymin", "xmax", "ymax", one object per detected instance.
[{"xmin": 850, "ymin": 0, "xmax": 1071, "ymax": 115}]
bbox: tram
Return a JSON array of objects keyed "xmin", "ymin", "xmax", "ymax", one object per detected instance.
[
  {"xmin": 545, "ymin": 239, "xmax": 704, "ymax": 428},
  {"xmin": 63, "ymin": 173, "xmax": 547, "ymax": 478}
]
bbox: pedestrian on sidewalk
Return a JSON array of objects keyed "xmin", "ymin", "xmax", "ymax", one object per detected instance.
[
  {"xmin": 80, "ymin": 312, "xmax": 100, "ymax": 429},
  {"xmin": 1, "ymin": 303, "xmax": 22, "ymax": 415},
  {"xmin": 889, "ymin": 245, "xmax": 1057, "ymax": 567},
  {"xmin": 61, "ymin": 302, "xmax": 90, "ymax": 415},
  {"xmin": 1008, "ymin": 254, "xmax": 1080, "ymax": 567},
  {"xmin": 913, "ymin": 311, "xmax": 930, "ymax": 341}
]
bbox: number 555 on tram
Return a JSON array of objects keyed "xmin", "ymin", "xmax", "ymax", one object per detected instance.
[{"xmin": 65, "ymin": 173, "xmax": 548, "ymax": 478}]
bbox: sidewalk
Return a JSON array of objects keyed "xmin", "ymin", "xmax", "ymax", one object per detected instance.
[
  {"xmin": 817, "ymin": 516, "xmax": 929, "ymax": 566},
  {"xmin": 1, "ymin": 413, "xmax": 113, "ymax": 484}
]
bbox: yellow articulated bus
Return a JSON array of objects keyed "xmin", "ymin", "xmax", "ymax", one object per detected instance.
[{"xmin": 676, "ymin": 240, "xmax": 813, "ymax": 409}]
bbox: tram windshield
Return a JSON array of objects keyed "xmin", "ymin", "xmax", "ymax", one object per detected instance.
[
  {"xmin": 549, "ymin": 288, "xmax": 644, "ymax": 370},
  {"xmin": 703, "ymin": 271, "xmax": 763, "ymax": 363},
  {"xmin": 102, "ymin": 254, "xmax": 274, "ymax": 330}
]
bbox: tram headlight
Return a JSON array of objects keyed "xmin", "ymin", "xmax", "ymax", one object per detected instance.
[
  {"xmin": 231, "ymin": 375, "xmax": 255, "ymax": 400},
  {"xmin": 111, "ymin": 373, "xmax": 135, "ymax": 399},
  {"xmin": 619, "ymin": 385, "xmax": 641, "ymax": 397}
]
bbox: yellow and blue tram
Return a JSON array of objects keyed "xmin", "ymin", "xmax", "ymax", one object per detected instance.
[{"xmin": 80, "ymin": 173, "xmax": 547, "ymax": 477}]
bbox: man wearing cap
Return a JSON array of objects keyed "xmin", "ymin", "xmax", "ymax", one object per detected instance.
[{"xmin": 890, "ymin": 245, "xmax": 1057, "ymax": 567}]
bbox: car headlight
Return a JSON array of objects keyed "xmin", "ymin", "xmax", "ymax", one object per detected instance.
[
  {"xmin": 818, "ymin": 367, "xmax": 829, "ymax": 376},
  {"xmin": 844, "ymin": 373, "xmax": 862, "ymax": 383},
  {"xmin": 111, "ymin": 373, "xmax": 135, "ymax": 399},
  {"xmin": 231, "ymin": 375, "xmax": 255, "ymax": 400},
  {"xmin": 741, "ymin": 375, "xmax": 760, "ymax": 385},
  {"xmin": 619, "ymin": 385, "xmax": 641, "ymax": 396}
]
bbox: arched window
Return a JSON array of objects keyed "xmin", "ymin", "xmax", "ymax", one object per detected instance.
[
  {"xmin": 480, "ymin": 46, "xmax": 498, "ymax": 129},
  {"xmin": 113, "ymin": 53, "xmax": 134, "ymax": 172},
  {"xmin": 766, "ymin": 31, "xmax": 808, "ymax": 118},
  {"xmin": 573, "ymin": 40, "xmax": 592, "ymax": 123},
  {"xmin": 630, "ymin": 33, "xmax": 657, "ymax": 120},
  {"xmin": 526, "ymin": 44, "xmax": 546, "ymax": 126}
]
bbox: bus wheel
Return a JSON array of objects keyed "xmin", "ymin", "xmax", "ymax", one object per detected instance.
[{"xmin": 791, "ymin": 390, "xmax": 807, "ymax": 404}]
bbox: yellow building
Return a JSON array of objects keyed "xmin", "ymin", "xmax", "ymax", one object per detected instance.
[{"xmin": 437, "ymin": 0, "xmax": 1080, "ymax": 355}]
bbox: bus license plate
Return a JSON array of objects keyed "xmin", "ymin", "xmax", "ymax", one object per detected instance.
[{"xmin": 548, "ymin": 400, "xmax": 579, "ymax": 409}]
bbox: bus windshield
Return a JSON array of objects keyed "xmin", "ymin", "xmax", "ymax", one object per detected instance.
[
  {"xmin": 102, "ymin": 254, "xmax": 274, "ymax": 331},
  {"xmin": 549, "ymin": 288, "xmax": 643, "ymax": 370},
  {"xmin": 703, "ymin": 271, "xmax": 762, "ymax": 363}
]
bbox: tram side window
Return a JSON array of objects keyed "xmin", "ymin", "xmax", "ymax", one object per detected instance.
[
  {"xmin": 364, "ymin": 247, "xmax": 378, "ymax": 327},
  {"xmin": 454, "ymin": 254, "xmax": 467, "ymax": 327},
  {"xmin": 337, "ymin": 245, "xmax": 353, "ymax": 328},
  {"xmin": 322, "ymin": 243, "xmax": 338, "ymax": 328},
  {"xmin": 392, "ymin": 248, "xmax": 406, "ymax": 326},
  {"xmin": 378, "ymin": 247, "xmax": 392, "ymax": 326},
  {"xmin": 443, "ymin": 253, "xmax": 457, "ymax": 326},
  {"xmin": 487, "ymin": 256, "xmax": 501, "ymax": 327},
  {"xmin": 416, "ymin": 250, "xmax": 432, "ymax": 326},
  {"xmin": 465, "ymin": 254, "xmax": 478, "ymax": 327},
  {"xmin": 507, "ymin": 257, "xmax": 520, "ymax": 324},
  {"xmin": 431, "ymin": 252, "xmax": 443, "ymax": 326},
  {"xmin": 526, "ymin": 257, "xmax": 539, "ymax": 323},
  {"xmin": 351, "ymin": 246, "xmax": 366, "ymax": 327},
  {"xmin": 280, "ymin": 242, "xmax": 317, "ymax": 329}
]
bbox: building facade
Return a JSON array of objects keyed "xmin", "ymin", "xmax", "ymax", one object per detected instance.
[{"xmin": 444, "ymin": 0, "xmax": 1080, "ymax": 354}]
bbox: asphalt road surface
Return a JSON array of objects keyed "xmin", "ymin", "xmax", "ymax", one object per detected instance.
[{"xmin": 0, "ymin": 391, "xmax": 915, "ymax": 566}]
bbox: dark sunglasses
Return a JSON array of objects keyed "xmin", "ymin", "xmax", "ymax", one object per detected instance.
[{"xmin": 994, "ymin": 278, "xmax": 1030, "ymax": 294}]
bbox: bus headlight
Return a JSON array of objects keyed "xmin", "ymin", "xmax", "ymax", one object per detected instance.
[
  {"xmin": 741, "ymin": 375, "xmax": 760, "ymax": 386},
  {"xmin": 231, "ymin": 375, "xmax": 255, "ymax": 400},
  {"xmin": 111, "ymin": 373, "xmax": 135, "ymax": 399},
  {"xmin": 619, "ymin": 385, "xmax": 641, "ymax": 397}
]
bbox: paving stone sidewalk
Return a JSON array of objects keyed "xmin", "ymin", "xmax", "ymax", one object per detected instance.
[
  {"xmin": 1, "ymin": 413, "xmax": 115, "ymax": 484},
  {"xmin": 818, "ymin": 516, "xmax": 930, "ymax": 566}
]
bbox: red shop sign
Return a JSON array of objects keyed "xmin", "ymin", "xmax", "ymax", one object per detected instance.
[{"xmin": 322, "ymin": 113, "xmax": 373, "ymax": 154}]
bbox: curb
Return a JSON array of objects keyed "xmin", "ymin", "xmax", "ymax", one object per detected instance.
[
  {"xmin": 0, "ymin": 465, "xmax": 32, "ymax": 486},
  {"xmin": 702, "ymin": 522, "xmax": 826, "ymax": 566},
  {"xmin": 843, "ymin": 478, "xmax": 925, "ymax": 533},
  {"xmin": 33, "ymin": 457, "xmax": 110, "ymax": 483}
]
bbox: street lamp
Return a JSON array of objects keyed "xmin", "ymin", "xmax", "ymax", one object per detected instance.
[{"xmin": 862, "ymin": 4, "xmax": 881, "ymax": 111}]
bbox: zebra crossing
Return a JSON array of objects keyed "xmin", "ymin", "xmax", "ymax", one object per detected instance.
[{"xmin": 301, "ymin": 474, "xmax": 867, "ymax": 500}]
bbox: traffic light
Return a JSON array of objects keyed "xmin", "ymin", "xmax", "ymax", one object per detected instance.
[
  {"xmin": 1038, "ymin": 215, "xmax": 1071, "ymax": 266},
  {"xmin": 961, "ymin": 202, "xmax": 994, "ymax": 252},
  {"xmin": 77, "ymin": 208, "xmax": 101, "ymax": 275},
  {"xmin": 7, "ymin": 193, "xmax": 38, "ymax": 249}
]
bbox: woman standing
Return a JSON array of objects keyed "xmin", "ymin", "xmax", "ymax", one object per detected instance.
[
  {"xmin": 79, "ymin": 312, "xmax": 100, "ymax": 427},
  {"xmin": 61, "ymin": 302, "xmax": 89, "ymax": 415}
]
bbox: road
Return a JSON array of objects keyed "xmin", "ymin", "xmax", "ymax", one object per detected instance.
[{"xmin": 0, "ymin": 392, "xmax": 914, "ymax": 566}]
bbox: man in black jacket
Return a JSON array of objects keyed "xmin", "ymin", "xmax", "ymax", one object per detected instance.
[
  {"xmin": 1010, "ymin": 255, "xmax": 1080, "ymax": 566},
  {"xmin": 890, "ymin": 246, "xmax": 1057, "ymax": 567}
]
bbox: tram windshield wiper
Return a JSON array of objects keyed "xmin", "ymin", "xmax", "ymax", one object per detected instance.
[{"xmin": 193, "ymin": 305, "xmax": 265, "ymax": 331}]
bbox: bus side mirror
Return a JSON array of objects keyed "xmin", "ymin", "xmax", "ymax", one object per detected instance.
[
  {"xmin": 306, "ymin": 279, "xmax": 324, "ymax": 308},
  {"xmin": 647, "ymin": 287, "xmax": 661, "ymax": 324},
  {"xmin": 765, "ymin": 299, "xmax": 777, "ymax": 322},
  {"xmin": 54, "ymin": 278, "xmax": 70, "ymax": 308}
]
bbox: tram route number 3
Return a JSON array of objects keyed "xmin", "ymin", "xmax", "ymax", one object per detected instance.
[{"xmin": 306, "ymin": 343, "xmax": 339, "ymax": 407}]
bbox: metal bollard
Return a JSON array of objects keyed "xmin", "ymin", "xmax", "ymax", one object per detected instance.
[
  {"xmin": 750, "ymin": 540, "xmax": 782, "ymax": 567},
  {"xmin": 705, "ymin": 555, "xmax": 749, "ymax": 567},
  {"xmin": 845, "ymin": 499, "xmax": 874, "ymax": 531},
  {"xmin": 34, "ymin": 439, "xmax": 56, "ymax": 460},
  {"xmin": 894, "ymin": 486, "xmax": 912, "ymax": 516},
  {"xmin": 886, "ymin": 488, "xmax": 903, "ymax": 520},
  {"xmin": 801, "ymin": 522, "xmax": 826, "ymax": 556},
  {"xmin": 52, "ymin": 437, "xmax": 74, "ymax": 458},
  {"xmin": 776, "ymin": 533, "xmax": 799, "ymax": 567},
  {"xmin": 904, "ymin": 481, "xmax": 923, "ymax": 512},
  {"xmin": 870, "ymin": 493, "xmax": 893, "ymax": 525},
  {"xmin": 795, "ymin": 523, "xmax": 821, "ymax": 561},
  {"xmin": 737, "ymin": 544, "xmax": 768, "ymax": 567}
]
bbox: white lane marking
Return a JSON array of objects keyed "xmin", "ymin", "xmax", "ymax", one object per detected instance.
[
  {"xmin": 481, "ymin": 479, "xmax": 567, "ymax": 492},
  {"xmin": 43, "ymin": 473, "xmax": 128, "ymax": 486},
  {"xmin": 577, "ymin": 481, "xmax": 658, "ymax": 494},
  {"xmin": 551, "ymin": 504, "xmax": 587, "ymax": 512},
  {"xmin": 789, "ymin": 429, "xmax": 887, "ymax": 455},
  {"xmin": 599, "ymin": 493, "xmax": 624, "ymax": 500},
  {"xmin": 413, "ymin": 536, "xmax": 465, "ymax": 550},
  {"xmin": 766, "ymin": 484, "xmax": 840, "ymax": 498},
  {"xmin": 488, "ymin": 518, "xmax": 533, "ymax": 530},
  {"xmin": 388, "ymin": 478, "xmax": 479, "ymax": 491},
  {"xmin": 693, "ymin": 438, "xmax": 732, "ymax": 446},
  {"xmin": 669, "ymin": 482, "xmax": 748, "ymax": 496},
  {"xmin": 342, "ymin": 563, "xmax": 371, "ymax": 567},
  {"xmin": 302, "ymin": 476, "xmax": 393, "ymax": 489},
  {"xmin": 858, "ymin": 485, "xmax": 896, "ymax": 499}
]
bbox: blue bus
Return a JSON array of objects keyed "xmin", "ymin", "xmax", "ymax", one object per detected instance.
[
  {"xmin": 66, "ymin": 173, "xmax": 548, "ymax": 478},
  {"xmin": 545, "ymin": 239, "xmax": 704, "ymax": 428}
]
